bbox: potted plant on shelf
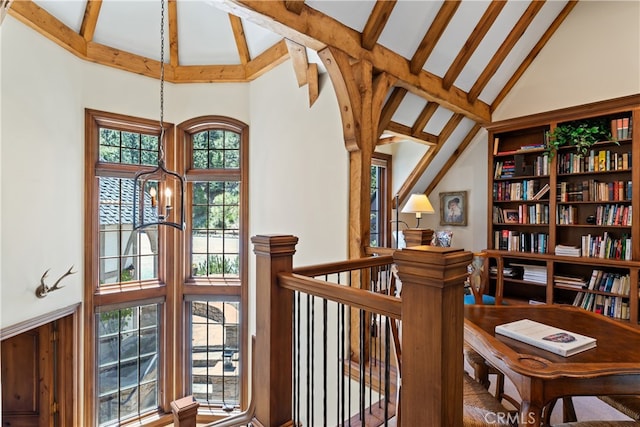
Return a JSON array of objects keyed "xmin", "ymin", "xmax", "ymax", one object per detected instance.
[{"xmin": 545, "ymin": 118, "xmax": 615, "ymax": 158}]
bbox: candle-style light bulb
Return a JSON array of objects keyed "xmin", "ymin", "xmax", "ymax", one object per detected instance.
[
  {"xmin": 149, "ymin": 187, "xmax": 157, "ymax": 207},
  {"xmin": 165, "ymin": 187, "xmax": 172, "ymax": 207}
]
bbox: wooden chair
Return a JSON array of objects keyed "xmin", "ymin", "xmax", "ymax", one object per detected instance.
[
  {"xmin": 462, "ymin": 252, "xmax": 520, "ymax": 409},
  {"xmin": 553, "ymin": 422, "xmax": 640, "ymax": 427},
  {"xmin": 388, "ymin": 266, "xmax": 516, "ymax": 427},
  {"xmin": 598, "ymin": 396, "xmax": 640, "ymax": 421}
]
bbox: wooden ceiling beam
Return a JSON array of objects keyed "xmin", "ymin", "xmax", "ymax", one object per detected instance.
[
  {"xmin": 386, "ymin": 121, "xmax": 438, "ymax": 145},
  {"xmin": 491, "ymin": 1, "xmax": 578, "ymax": 111},
  {"xmin": 425, "ymin": 124, "xmax": 483, "ymax": 196},
  {"xmin": 229, "ymin": 15, "xmax": 251, "ymax": 65},
  {"xmin": 284, "ymin": 0, "xmax": 304, "ymax": 15},
  {"xmin": 218, "ymin": 0, "xmax": 492, "ymax": 124},
  {"xmin": 168, "ymin": 0, "xmax": 179, "ymax": 67},
  {"xmin": 79, "ymin": 0, "xmax": 101, "ymax": 42},
  {"xmin": 381, "ymin": 129, "xmax": 436, "ymax": 147},
  {"xmin": 442, "ymin": 1, "xmax": 506, "ymax": 90},
  {"xmin": 378, "ymin": 87, "xmax": 407, "ymax": 137},
  {"xmin": 409, "ymin": 0, "xmax": 460, "ymax": 74},
  {"xmin": 411, "ymin": 102, "xmax": 438, "ymax": 136},
  {"xmin": 395, "ymin": 113, "xmax": 464, "ymax": 204},
  {"xmin": 307, "ymin": 63, "xmax": 319, "ymax": 107},
  {"xmin": 9, "ymin": 1, "xmax": 87, "ymax": 55},
  {"xmin": 468, "ymin": 0, "xmax": 544, "ymax": 103},
  {"xmin": 245, "ymin": 39, "xmax": 290, "ymax": 80},
  {"xmin": 362, "ymin": 0, "xmax": 397, "ymax": 50},
  {"xmin": 285, "ymin": 38, "xmax": 309, "ymax": 87}
]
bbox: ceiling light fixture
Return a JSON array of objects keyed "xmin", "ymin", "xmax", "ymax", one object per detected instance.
[{"xmin": 133, "ymin": 0, "xmax": 185, "ymax": 230}]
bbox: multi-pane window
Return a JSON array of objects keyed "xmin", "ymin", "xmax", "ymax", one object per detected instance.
[
  {"xmin": 188, "ymin": 300, "xmax": 240, "ymax": 405},
  {"xmin": 192, "ymin": 181, "xmax": 240, "ymax": 278},
  {"xmin": 96, "ymin": 304, "xmax": 160, "ymax": 426},
  {"xmin": 370, "ymin": 153, "xmax": 392, "ymax": 247},
  {"xmin": 87, "ymin": 111, "xmax": 248, "ymax": 425},
  {"xmin": 99, "ymin": 177, "xmax": 158, "ymax": 284},
  {"xmin": 181, "ymin": 117, "xmax": 248, "ymax": 411}
]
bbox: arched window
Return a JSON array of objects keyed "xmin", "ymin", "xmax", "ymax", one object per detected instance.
[{"xmin": 85, "ymin": 110, "xmax": 249, "ymax": 426}]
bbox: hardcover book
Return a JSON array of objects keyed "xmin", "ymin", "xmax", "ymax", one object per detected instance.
[{"xmin": 495, "ymin": 318, "xmax": 597, "ymax": 357}]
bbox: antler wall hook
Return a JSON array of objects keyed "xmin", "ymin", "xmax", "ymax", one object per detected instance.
[{"xmin": 35, "ymin": 265, "xmax": 76, "ymax": 298}]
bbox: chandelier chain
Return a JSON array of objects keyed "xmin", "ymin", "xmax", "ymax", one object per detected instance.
[{"xmin": 159, "ymin": 0, "xmax": 166, "ymax": 162}]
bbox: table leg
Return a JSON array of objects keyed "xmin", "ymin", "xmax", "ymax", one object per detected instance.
[
  {"xmin": 520, "ymin": 400, "xmax": 543, "ymax": 427},
  {"xmin": 562, "ymin": 397, "xmax": 577, "ymax": 422}
]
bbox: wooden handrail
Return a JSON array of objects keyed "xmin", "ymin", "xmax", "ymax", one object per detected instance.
[
  {"xmin": 279, "ymin": 272, "xmax": 401, "ymax": 319},
  {"xmin": 251, "ymin": 235, "xmax": 472, "ymax": 427},
  {"xmin": 292, "ymin": 254, "xmax": 394, "ymax": 277}
]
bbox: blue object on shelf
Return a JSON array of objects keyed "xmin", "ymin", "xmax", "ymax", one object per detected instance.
[{"xmin": 464, "ymin": 294, "xmax": 497, "ymax": 305}]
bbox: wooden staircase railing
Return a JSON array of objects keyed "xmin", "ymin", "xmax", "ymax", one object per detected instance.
[{"xmin": 175, "ymin": 235, "xmax": 472, "ymax": 427}]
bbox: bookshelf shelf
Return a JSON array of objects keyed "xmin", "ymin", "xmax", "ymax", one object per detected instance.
[{"xmin": 486, "ymin": 95, "xmax": 640, "ymax": 327}]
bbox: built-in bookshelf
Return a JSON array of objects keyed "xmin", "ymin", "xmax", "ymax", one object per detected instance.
[{"xmin": 486, "ymin": 95, "xmax": 640, "ymax": 327}]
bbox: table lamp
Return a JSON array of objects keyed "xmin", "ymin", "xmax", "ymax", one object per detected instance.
[{"xmin": 401, "ymin": 193, "xmax": 434, "ymax": 228}]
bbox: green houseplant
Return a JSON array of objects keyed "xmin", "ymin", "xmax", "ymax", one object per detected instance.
[{"xmin": 545, "ymin": 118, "xmax": 614, "ymax": 158}]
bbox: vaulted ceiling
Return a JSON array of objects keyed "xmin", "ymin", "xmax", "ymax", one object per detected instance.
[{"xmin": 3, "ymin": 0, "xmax": 577, "ymax": 203}]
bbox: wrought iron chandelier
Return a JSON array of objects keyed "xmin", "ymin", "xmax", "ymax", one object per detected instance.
[{"xmin": 133, "ymin": 0, "xmax": 185, "ymax": 230}]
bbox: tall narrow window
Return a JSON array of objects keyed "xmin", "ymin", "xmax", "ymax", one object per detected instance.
[
  {"xmin": 179, "ymin": 116, "xmax": 248, "ymax": 411},
  {"xmin": 370, "ymin": 153, "xmax": 392, "ymax": 247},
  {"xmin": 86, "ymin": 111, "xmax": 249, "ymax": 425}
]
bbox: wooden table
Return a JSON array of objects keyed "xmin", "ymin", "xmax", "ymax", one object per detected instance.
[{"xmin": 464, "ymin": 304, "xmax": 640, "ymax": 426}]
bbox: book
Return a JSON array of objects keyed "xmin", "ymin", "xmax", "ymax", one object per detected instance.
[
  {"xmin": 495, "ymin": 319, "xmax": 597, "ymax": 357},
  {"xmin": 532, "ymin": 183, "xmax": 550, "ymax": 200}
]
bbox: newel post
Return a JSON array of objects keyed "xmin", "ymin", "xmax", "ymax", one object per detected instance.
[
  {"xmin": 393, "ymin": 245, "xmax": 472, "ymax": 426},
  {"xmin": 251, "ymin": 235, "xmax": 299, "ymax": 427}
]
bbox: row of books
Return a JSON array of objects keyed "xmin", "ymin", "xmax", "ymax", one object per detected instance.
[
  {"xmin": 557, "ymin": 180, "xmax": 631, "ymax": 202},
  {"xmin": 580, "ymin": 232, "xmax": 632, "ymax": 260},
  {"xmin": 493, "ymin": 230, "xmax": 548, "ymax": 253},
  {"xmin": 494, "ymin": 153, "xmax": 549, "ymax": 178},
  {"xmin": 573, "ymin": 293, "xmax": 630, "ymax": 320},
  {"xmin": 557, "ymin": 149, "xmax": 631, "ymax": 174},
  {"xmin": 585, "ymin": 270, "xmax": 631, "ymax": 295},
  {"xmin": 593, "ymin": 204, "xmax": 632, "ymax": 226},
  {"xmin": 555, "ymin": 203, "xmax": 632, "ymax": 226},
  {"xmin": 612, "ymin": 117, "xmax": 633, "ymax": 140},
  {"xmin": 493, "ymin": 180, "xmax": 549, "ymax": 201},
  {"xmin": 511, "ymin": 263, "xmax": 547, "ymax": 284}
]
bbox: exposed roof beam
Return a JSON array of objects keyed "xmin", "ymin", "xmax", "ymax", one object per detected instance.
[
  {"xmin": 442, "ymin": 1, "xmax": 506, "ymax": 90},
  {"xmin": 79, "ymin": 0, "xmax": 101, "ymax": 42},
  {"xmin": 378, "ymin": 87, "xmax": 407, "ymax": 137},
  {"xmin": 386, "ymin": 121, "xmax": 438, "ymax": 145},
  {"xmin": 168, "ymin": 0, "xmax": 179, "ymax": 66},
  {"xmin": 410, "ymin": 0, "xmax": 460, "ymax": 74},
  {"xmin": 396, "ymin": 114, "xmax": 464, "ymax": 204},
  {"xmin": 217, "ymin": 0, "xmax": 491, "ymax": 124},
  {"xmin": 468, "ymin": 0, "xmax": 544, "ymax": 103},
  {"xmin": 411, "ymin": 102, "xmax": 438, "ymax": 136},
  {"xmin": 285, "ymin": 38, "xmax": 309, "ymax": 86},
  {"xmin": 307, "ymin": 63, "xmax": 319, "ymax": 107},
  {"xmin": 229, "ymin": 15, "xmax": 251, "ymax": 65},
  {"xmin": 284, "ymin": 0, "xmax": 304, "ymax": 15},
  {"xmin": 381, "ymin": 130, "xmax": 436, "ymax": 147},
  {"xmin": 362, "ymin": 0, "xmax": 396, "ymax": 50},
  {"xmin": 491, "ymin": 1, "xmax": 578, "ymax": 111},
  {"xmin": 425, "ymin": 124, "xmax": 483, "ymax": 196}
]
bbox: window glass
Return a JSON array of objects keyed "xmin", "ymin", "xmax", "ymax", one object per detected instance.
[
  {"xmin": 189, "ymin": 300, "xmax": 240, "ymax": 406},
  {"xmin": 99, "ymin": 177, "xmax": 158, "ymax": 285},
  {"xmin": 96, "ymin": 304, "xmax": 159, "ymax": 426},
  {"xmin": 99, "ymin": 128, "xmax": 158, "ymax": 166}
]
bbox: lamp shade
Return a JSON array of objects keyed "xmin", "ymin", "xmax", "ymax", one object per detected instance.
[{"xmin": 401, "ymin": 194, "xmax": 434, "ymax": 214}]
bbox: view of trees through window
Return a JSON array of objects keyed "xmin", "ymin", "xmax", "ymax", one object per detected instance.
[{"xmin": 87, "ymin": 111, "xmax": 248, "ymax": 425}]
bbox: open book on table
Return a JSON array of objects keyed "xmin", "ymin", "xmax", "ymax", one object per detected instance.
[{"xmin": 495, "ymin": 318, "xmax": 597, "ymax": 357}]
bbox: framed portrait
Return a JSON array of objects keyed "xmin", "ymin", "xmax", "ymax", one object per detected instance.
[
  {"xmin": 503, "ymin": 209, "xmax": 520, "ymax": 224},
  {"xmin": 439, "ymin": 191, "xmax": 467, "ymax": 226}
]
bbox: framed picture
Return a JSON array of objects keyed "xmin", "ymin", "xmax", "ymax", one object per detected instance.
[
  {"xmin": 503, "ymin": 209, "xmax": 520, "ymax": 224},
  {"xmin": 439, "ymin": 191, "xmax": 467, "ymax": 226}
]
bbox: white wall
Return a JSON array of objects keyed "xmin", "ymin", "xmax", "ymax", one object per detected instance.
[
  {"xmin": 435, "ymin": 0, "xmax": 640, "ymax": 252},
  {"xmin": 0, "ymin": 16, "xmax": 347, "ymax": 332}
]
